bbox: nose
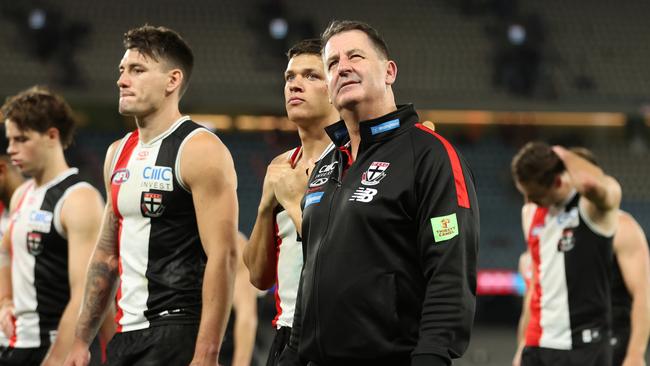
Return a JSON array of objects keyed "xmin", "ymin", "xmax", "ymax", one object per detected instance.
[
  {"xmin": 289, "ymin": 77, "xmax": 304, "ymax": 93},
  {"xmin": 337, "ymin": 57, "xmax": 353, "ymax": 76},
  {"xmin": 117, "ymin": 72, "xmax": 129, "ymax": 88},
  {"xmin": 6, "ymin": 140, "xmax": 16, "ymax": 155}
]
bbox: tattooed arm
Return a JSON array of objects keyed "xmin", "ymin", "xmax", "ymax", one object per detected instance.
[{"xmin": 64, "ymin": 141, "xmax": 122, "ymax": 366}]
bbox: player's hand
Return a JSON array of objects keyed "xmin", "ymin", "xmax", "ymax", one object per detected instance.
[
  {"xmin": 272, "ymin": 159, "xmax": 309, "ymax": 212},
  {"xmin": 421, "ymin": 120, "xmax": 436, "ymax": 131},
  {"xmin": 62, "ymin": 340, "xmax": 91, "ymax": 366},
  {"xmin": 258, "ymin": 159, "xmax": 283, "ymax": 213},
  {"xmin": 0, "ymin": 301, "xmax": 15, "ymax": 339}
]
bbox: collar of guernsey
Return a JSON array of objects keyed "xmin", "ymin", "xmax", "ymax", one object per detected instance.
[{"xmin": 325, "ymin": 103, "xmax": 419, "ymax": 147}]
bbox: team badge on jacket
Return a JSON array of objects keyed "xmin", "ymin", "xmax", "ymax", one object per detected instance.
[
  {"xmin": 26, "ymin": 232, "xmax": 44, "ymax": 256},
  {"xmin": 361, "ymin": 162, "xmax": 389, "ymax": 186},
  {"xmin": 557, "ymin": 229, "xmax": 576, "ymax": 252},
  {"xmin": 141, "ymin": 192, "xmax": 165, "ymax": 218}
]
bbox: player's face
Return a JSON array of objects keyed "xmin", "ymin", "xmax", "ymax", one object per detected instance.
[
  {"xmin": 284, "ymin": 54, "xmax": 332, "ymax": 123},
  {"xmin": 4, "ymin": 120, "xmax": 49, "ymax": 177},
  {"xmin": 323, "ymin": 30, "xmax": 394, "ymax": 112},
  {"xmin": 516, "ymin": 179, "xmax": 560, "ymax": 207},
  {"xmin": 117, "ymin": 49, "xmax": 170, "ymax": 117}
]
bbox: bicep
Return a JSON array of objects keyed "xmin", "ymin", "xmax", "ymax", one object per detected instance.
[
  {"xmin": 616, "ymin": 224, "xmax": 650, "ymax": 296},
  {"xmin": 62, "ymin": 188, "xmax": 104, "ymax": 292}
]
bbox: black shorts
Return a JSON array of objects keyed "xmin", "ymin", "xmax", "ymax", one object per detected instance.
[
  {"xmin": 522, "ymin": 342, "xmax": 612, "ymax": 366},
  {"xmin": 610, "ymin": 329, "xmax": 630, "ymax": 366},
  {"xmin": 0, "ymin": 345, "xmax": 48, "ymax": 366},
  {"xmin": 106, "ymin": 324, "xmax": 198, "ymax": 366},
  {"xmin": 0, "ymin": 337, "xmax": 105, "ymax": 366},
  {"xmin": 266, "ymin": 327, "xmax": 291, "ymax": 366}
]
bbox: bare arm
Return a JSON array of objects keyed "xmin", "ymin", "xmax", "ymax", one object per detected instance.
[
  {"xmin": 615, "ymin": 212, "xmax": 650, "ymax": 366},
  {"xmin": 513, "ymin": 252, "xmax": 532, "ymax": 366},
  {"xmin": 552, "ymin": 146, "xmax": 621, "ymax": 211},
  {"xmin": 232, "ymin": 233, "xmax": 258, "ymax": 366},
  {"xmin": 64, "ymin": 141, "xmax": 122, "ymax": 366},
  {"xmin": 244, "ymin": 153, "xmax": 288, "ymax": 290},
  {"xmin": 183, "ymin": 132, "xmax": 239, "ymax": 366},
  {"xmin": 42, "ymin": 185, "xmax": 105, "ymax": 365}
]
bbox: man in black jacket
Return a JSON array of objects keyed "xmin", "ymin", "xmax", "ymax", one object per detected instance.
[{"xmin": 279, "ymin": 20, "xmax": 480, "ymax": 366}]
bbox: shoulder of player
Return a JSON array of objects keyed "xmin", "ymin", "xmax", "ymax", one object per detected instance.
[
  {"xmin": 59, "ymin": 183, "xmax": 103, "ymax": 229},
  {"xmin": 8, "ymin": 180, "xmax": 35, "ymax": 211},
  {"xmin": 181, "ymin": 129, "xmax": 229, "ymax": 158},
  {"xmin": 270, "ymin": 149, "xmax": 297, "ymax": 165}
]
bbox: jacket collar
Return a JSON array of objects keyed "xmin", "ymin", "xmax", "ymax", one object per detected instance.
[{"xmin": 324, "ymin": 104, "xmax": 419, "ymax": 148}]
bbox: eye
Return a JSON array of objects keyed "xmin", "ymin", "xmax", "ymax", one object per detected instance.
[
  {"xmin": 306, "ymin": 73, "xmax": 318, "ymax": 80},
  {"xmin": 285, "ymin": 74, "xmax": 295, "ymax": 82},
  {"xmin": 328, "ymin": 60, "xmax": 338, "ymax": 71},
  {"xmin": 350, "ymin": 54, "xmax": 363, "ymax": 60}
]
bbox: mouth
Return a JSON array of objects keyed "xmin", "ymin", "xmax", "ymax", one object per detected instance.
[
  {"xmin": 120, "ymin": 92, "xmax": 135, "ymax": 98},
  {"xmin": 287, "ymin": 97, "xmax": 305, "ymax": 106},
  {"xmin": 338, "ymin": 80, "xmax": 359, "ymax": 92}
]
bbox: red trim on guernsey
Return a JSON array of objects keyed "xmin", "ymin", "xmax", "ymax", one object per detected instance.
[
  {"xmin": 525, "ymin": 206, "xmax": 548, "ymax": 347},
  {"xmin": 289, "ymin": 146, "xmax": 302, "ymax": 168},
  {"xmin": 7, "ymin": 181, "xmax": 34, "ymax": 347},
  {"xmin": 110, "ymin": 131, "xmax": 140, "ymax": 332},
  {"xmin": 415, "ymin": 123, "xmax": 470, "ymax": 208},
  {"xmin": 271, "ymin": 219, "xmax": 283, "ymax": 328}
]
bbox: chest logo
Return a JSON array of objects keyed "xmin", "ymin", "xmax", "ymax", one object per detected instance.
[
  {"xmin": 26, "ymin": 232, "xmax": 44, "ymax": 256},
  {"xmin": 361, "ymin": 162, "xmax": 389, "ymax": 186},
  {"xmin": 349, "ymin": 187, "xmax": 378, "ymax": 203},
  {"xmin": 430, "ymin": 213, "xmax": 459, "ymax": 243},
  {"xmin": 557, "ymin": 229, "xmax": 576, "ymax": 252},
  {"xmin": 141, "ymin": 166, "xmax": 173, "ymax": 191},
  {"xmin": 112, "ymin": 169, "xmax": 130, "ymax": 185},
  {"xmin": 28, "ymin": 210, "xmax": 53, "ymax": 233},
  {"xmin": 141, "ymin": 192, "xmax": 165, "ymax": 218}
]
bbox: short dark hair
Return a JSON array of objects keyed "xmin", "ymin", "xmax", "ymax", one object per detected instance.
[
  {"xmin": 123, "ymin": 25, "xmax": 194, "ymax": 96},
  {"xmin": 1, "ymin": 86, "xmax": 76, "ymax": 149},
  {"xmin": 321, "ymin": 20, "xmax": 389, "ymax": 59},
  {"xmin": 287, "ymin": 38, "xmax": 323, "ymax": 60},
  {"xmin": 511, "ymin": 141, "xmax": 565, "ymax": 187}
]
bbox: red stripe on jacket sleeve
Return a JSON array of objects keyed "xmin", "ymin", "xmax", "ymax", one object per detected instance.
[{"xmin": 415, "ymin": 123, "xmax": 470, "ymax": 208}]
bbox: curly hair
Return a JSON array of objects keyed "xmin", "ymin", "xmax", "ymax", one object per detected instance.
[{"xmin": 1, "ymin": 86, "xmax": 77, "ymax": 149}]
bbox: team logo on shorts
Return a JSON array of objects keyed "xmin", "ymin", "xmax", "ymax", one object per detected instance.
[
  {"xmin": 361, "ymin": 162, "xmax": 389, "ymax": 186},
  {"xmin": 141, "ymin": 192, "xmax": 165, "ymax": 218},
  {"xmin": 112, "ymin": 169, "xmax": 130, "ymax": 185},
  {"xmin": 557, "ymin": 229, "xmax": 576, "ymax": 252},
  {"xmin": 26, "ymin": 232, "xmax": 44, "ymax": 256}
]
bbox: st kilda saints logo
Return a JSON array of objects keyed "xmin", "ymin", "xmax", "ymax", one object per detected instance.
[
  {"xmin": 557, "ymin": 229, "xmax": 576, "ymax": 252},
  {"xmin": 26, "ymin": 232, "xmax": 44, "ymax": 256},
  {"xmin": 361, "ymin": 162, "xmax": 390, "ymax": 186},
  {"xmin": 141, "ymin": 192, "xmax": 165, "ymax": 218}
]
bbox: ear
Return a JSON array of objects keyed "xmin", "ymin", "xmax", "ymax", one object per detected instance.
[
  {"xmin": 46, "ymin": 127, "xmax": 60, "ymax": 146},
  {"xmin": 166, "ymin": 69, "xmax": 184, "ymax": 94},
  {"xmin": 385, "ymin": 60, "xmax": 397, "ymax": 86}
]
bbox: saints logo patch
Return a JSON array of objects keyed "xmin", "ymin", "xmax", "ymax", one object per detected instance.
[
  {"xmin": 361, "ymin": 162, "xmax": 389, "ymax": 186},
  {"xmin": 557, "ymin": 229, "xmax": 575, "ymax": 252},
  {"xmin": 26, "ymin": 232, "xmax": 43, "ymax": 256},
  {"xmin": 141, "ymin": 192, "xmax": 165, "ymax": 218}
]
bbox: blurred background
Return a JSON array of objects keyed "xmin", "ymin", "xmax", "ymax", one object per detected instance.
[{"xmin": 1, "ymin": 0, "xmax": 648, "ymax": 364}]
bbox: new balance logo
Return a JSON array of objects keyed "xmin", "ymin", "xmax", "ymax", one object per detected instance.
[{"xmin": 349, "ymin": 187, "xmax": 378, "ymax": 203}]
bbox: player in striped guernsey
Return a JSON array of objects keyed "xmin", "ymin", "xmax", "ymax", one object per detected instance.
[
  {"xmin": 511, "ymin": 141, "xmax": 622, "ymax": 366},
  {"xmin": 65, "ymin": 25, "xmax": 238, "ymax": 366},
  {"xmin": 243, "ymin": 38, "xmax": 339, "ymax": 366},
  {"xmin": 0, "ymin": 155, "xmax": 24, "ymax": 351},
  {"xmin": 0, "ymin": 87, "xmax": 110, "ymax": 365}
]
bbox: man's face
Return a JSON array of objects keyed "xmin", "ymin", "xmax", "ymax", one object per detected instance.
[
  {"xmin": 117, "ymin": 49, "xmax": 171, "ymax": 117},
  {"xmin": 323, "ymin": 30, "xmax": 393, "ymax": 111},
  {"xmin": 516, "ymin": 179, "xmax": 561, "ymax": 207},
  {"xmin": 4, "ymin": 120, "xmax": 48, "ymax": 177},
  {"xmin": 284, "ymin": 54, "xmax": 332, "ymax": 122}
]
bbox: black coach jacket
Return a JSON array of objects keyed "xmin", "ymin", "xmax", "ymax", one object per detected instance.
[{"xmin": 281, "ymin": 104, "xmax": 480, "ymax": 366}]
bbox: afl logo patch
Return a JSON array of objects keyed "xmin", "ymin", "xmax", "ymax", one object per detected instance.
[
  {"xmin": 112, "ymin": 169, "xmax": 130, "ymax": 185},
  {"xmin": 141, "ymin": 192, "xmax": 165, "ymax": 218}
]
